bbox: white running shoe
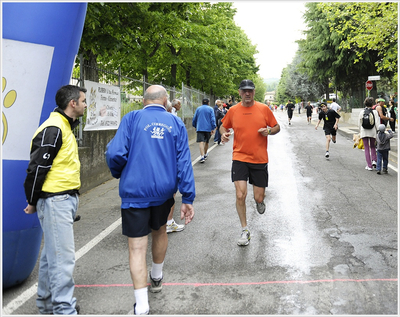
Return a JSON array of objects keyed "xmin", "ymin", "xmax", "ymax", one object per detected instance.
[
  {"xmin": 166, "ymin": 220, "xmax": 185, "ymax": 233},
  {"xmin": 237, "ymin": 229, "xmax": 250, "ymax": 246}
]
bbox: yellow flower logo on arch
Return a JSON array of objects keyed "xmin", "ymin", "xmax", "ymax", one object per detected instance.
[{"xmin": 2, "ymin": 77, "xmax": 17, "ymax": 144}]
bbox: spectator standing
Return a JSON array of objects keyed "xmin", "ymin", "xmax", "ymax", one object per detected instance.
[
  {"xmin": 299, "ymin": 100, "xmax": 303, "ymax": 114},
  {"xmin": 23, "ymin": 85, "xmax": 87, "ymax": 315},
  {"xmin": 376, "ymin": 98, "xmax": 395, "ymax": 127},
  {"xmin": 226, "ymin": 99, "xmax": 233, "ymax": 110},
  {"xmin": 315, "ymin": 102, "xmax": 341, "ymax": 158},
  {"xmin": 171, "ymin": 98, "xmax": 181, "ymax": 116},
  {"xmin": 286, "ymin": 100, "xmax": 295, "ymax": 125},
  {"xmin": 358, "ymin": 96, "xmax": 380, "ymax": 170},
  {"xmin": 192, "ymin": 98, "xmax": 216, "ymax": 163},
  {"xmin": 220, "ymin": 79, "xmax": 280, "ymax": 247},
  {"xmin": 106, "ymin": 85, "xmax": 195, "ymax": 315},
  {"xmin": 304, "ymin": 101, "xmax": 314, "ymax": 124},
  {"xmin": 330, "ymin": 98, "xmax": 341, "ymax": 112},
  {"xmin": 166, "ymin": 98, "xmax": 185, "ymax": 233},
  {"xmin": 166, "ymin": 100, "xmax": 172, "ymax": 113},
  {"xmin": 376, "ymin": 124, "xmax": 393, "ymax": 175},
  {"xmin": 388, "ymin": 100, "xmax": 397, "ymax": 132},
  {"xmin": 215, "ymin": 101, "xmax": 226, "ymax": 145},
  {"xmin": 213, "ymin": 100, "xmax": 220, "ymax": 143}
]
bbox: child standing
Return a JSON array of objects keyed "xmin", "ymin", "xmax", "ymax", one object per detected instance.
[{"xmin": 376, "ymin": 124, "xmax": 394, "ymax": 174}]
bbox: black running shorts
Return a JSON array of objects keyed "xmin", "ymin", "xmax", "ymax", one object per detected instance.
[
  {"xmin": 231, "ymin": 160, "xmax": 268, "ymax": 188},
  {"xmin": 121, "ymin": 198, "xmax": 174, "ymax": 238},
  {"xmin": 196, "ymin": 131, "xmax": 211, "ymax": 143},
  {"xmin": 324, "ymin": 127, "xmax": 337, "ymax": 136}
]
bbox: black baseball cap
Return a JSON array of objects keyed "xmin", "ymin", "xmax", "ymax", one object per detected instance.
[{"xmin": 239, "ymin": 79, "xmax": 255, "ymax": 90}]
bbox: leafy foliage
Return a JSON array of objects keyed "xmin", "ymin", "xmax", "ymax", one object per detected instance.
[
  {"xmin": 78, "ymin": 2, "xmax": 261, "ymax": 100},
  {"xmin": 276, "ymin": 2, "xmax": 397, "ymax": 107}
]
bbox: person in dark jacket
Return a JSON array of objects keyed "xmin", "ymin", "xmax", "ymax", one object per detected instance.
[
  {"xmin": 192, "ymin": 98, "xmax": 216, "ymax": 163},
  {"xmin": 215, "ymin": 101, "xmax": 226, "ymax": 145},
  {"xmin": 106, "ymin": 85, "xmax": 195, "ymax": 315},
  {"xmin": 24, "ymin": 85, "xmax": 87, "ymax": 315},
  {"xmin": 376, "ymin": 124, "xmax": 394, "ymax": 174}
]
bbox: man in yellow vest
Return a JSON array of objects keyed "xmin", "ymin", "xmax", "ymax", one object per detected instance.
[{"xmin": 24, "ymin": 85, "xmax": 87, "ymax": 315}]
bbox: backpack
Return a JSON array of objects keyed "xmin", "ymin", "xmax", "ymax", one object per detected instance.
[{"xmin": 361, "ymin": 108, "xmax": 375, "ymax": 129}]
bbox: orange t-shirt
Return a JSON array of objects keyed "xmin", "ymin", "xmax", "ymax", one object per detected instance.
[{"xmin": 221, "ymin": 101, "xmax": 278, "ymax": 163}]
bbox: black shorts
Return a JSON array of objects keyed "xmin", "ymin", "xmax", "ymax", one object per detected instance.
[
  {"xmin": 121, "ymin": 198, "xmax": 174, "ymax": 238},
  {"xmin": 287, "ymin": 111, "xmax": 293, "ymax": 119},
  {"xmin": 231, "ymin": 160, "xmax": 268, "ymax": 188},
  {"xmin": 324, "ymin": 128, "xmax": 337, "ymax": 136},
  {"xmin": 196, "ymin": 131, "xmax": 211, "ymax": 143}
]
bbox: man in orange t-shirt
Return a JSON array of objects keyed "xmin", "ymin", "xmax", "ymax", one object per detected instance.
[{"xmin": 220, "ymin": 79, "xmax": 280, "ymax": 247}]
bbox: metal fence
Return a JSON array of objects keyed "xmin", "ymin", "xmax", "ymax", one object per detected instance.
[{"xmin": 71, "ymin": 55, "xmax": 210, "ymax": 145}]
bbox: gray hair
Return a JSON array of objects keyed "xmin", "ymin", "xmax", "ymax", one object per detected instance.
[
  {"xmin": 172, "ymin": 99, "xmax": 181, "ymax": 107},
  {"xmin": 166, "ymin": 100, "xmax": 172, "ymax": 112}
]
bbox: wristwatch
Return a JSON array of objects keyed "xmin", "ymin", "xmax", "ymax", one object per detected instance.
[{"xmin": 268, "ymin": 128, "xmax": 271, "ymax": 135}]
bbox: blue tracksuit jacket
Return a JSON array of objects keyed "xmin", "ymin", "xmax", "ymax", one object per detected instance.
[
  {"xmin": 192, "ymin": 104, "xmax": 216, "ymax": 132},
  {"xmin": 106, "ymin": 104, "xmax": 195, "ymax": 208}
]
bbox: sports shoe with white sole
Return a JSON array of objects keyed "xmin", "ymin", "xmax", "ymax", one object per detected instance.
[
  {"xmin": 237, "ymin": 229, "xmax": 250, "ymax": 246},
  {"xmin": 166, "ymin": 220, "xmax": 185, "ymax": 233},
  {"xmin": 128, "ymin": 304, "xmax": 149, "ymax": 315},
  {"xmin": 149, "ymin": 272, "xmax": 163, "ymax": 293}
]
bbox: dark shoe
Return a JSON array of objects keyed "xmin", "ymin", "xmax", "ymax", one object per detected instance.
[
  {"xmin": 256, "ymin": 201, "xmax": 266, "ymax": 214},
  {"xmin": 377, "ymin": 170, "xmax": 381, "ymax": 175},
  {"xmin": 75, "ymin": 304, "xmax": 80, "ymax": 315},
  {"xmin": 383, "ymin": 168, "xmax": 388, "ymax": 174},
  {"xmin": 74, "ymin": 215, "xmax": 81, "ymax": 222},
  {"xmin": 149, "ymin": 272, "xmax": 163, "ymax": 293}
]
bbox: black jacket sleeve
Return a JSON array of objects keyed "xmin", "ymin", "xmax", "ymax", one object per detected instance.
[{"xmin": 24, "ymin": 126, "xmax": 63, "ymax": 205}]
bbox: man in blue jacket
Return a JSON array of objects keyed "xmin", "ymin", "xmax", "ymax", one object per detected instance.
[
  {"xmin": 106, "ymin": 85, "xmax": 195, "ymax": 315},
  {"xmin": 192, "ymin": 98, "xmax": 216, "ymax": 163}
]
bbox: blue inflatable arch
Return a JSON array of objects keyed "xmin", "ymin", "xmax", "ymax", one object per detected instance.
[{"xmin": 2, "ymin": 2, "xmax": 87, "ymax": 288}]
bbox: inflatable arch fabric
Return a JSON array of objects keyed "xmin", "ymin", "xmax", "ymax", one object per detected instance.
[{"xmin": 2, "ymin": 2, "xmax": 87, "ymax": 288}]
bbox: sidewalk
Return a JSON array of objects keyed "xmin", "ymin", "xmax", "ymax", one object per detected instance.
[{"xmin": 336, "ymin": 121, "xmax": 398, "ymax": 166}]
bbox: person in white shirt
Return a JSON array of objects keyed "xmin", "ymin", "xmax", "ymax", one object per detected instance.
[
  {"xmin": 330, "ymin": 98, "xmax": 341, "ymax": 112},
  {"xmin": 171, "ymin": 99, "xmax": 181, "ymax": 116}
]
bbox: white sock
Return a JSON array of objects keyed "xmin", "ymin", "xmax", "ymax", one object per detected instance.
[
  {"xmin": 167, "ymin": 219, "xmax": 173, "ymax": 226},
  {"xmin": 134, "ymin": 287, "xmax": 149, "ymax": 315},
  {"xmin": 151, "ymin": 262, "xmax": 164, "ymax": 280},
  {"xmin": 242, "ymin": 226, "xmax": 248, "ymax": 232}
]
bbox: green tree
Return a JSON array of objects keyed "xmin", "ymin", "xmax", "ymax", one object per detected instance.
[
  {"xmin": 297, "ymin": 2, "xmax": 397, "ymax": 106},
  {"xmin": 78, "ymin": 2, "xmax": 260, "ymax": 100}
]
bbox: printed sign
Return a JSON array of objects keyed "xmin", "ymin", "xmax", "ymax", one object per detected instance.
[
  {"xmin": 2, "ymin": 39, "xmax": 54, "ymax": 160},
  {"xmin": 84, "ymin": 80, "xmax": 121, "ymax": 131}
]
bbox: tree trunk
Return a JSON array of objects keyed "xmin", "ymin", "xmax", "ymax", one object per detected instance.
[
  {"xmin": 83, "ymin": 50, "xmax": 99, "ymax": 82},
  {"xmin": 171, "ymin": 63, "xmax": 177, "ymax": 87},
  {"xmin": 185, "ymin": 66, "xmax": 191, "ymax": 87}
]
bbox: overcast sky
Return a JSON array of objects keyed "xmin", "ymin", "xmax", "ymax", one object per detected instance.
[{"xmin": 233, "ymin": 1, "xmax": 307, "ymax": 80}]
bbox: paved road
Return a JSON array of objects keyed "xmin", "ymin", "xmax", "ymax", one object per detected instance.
[{"xmin": 3, "ymin": 110, "xmax": 398, "ymax": 315}]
